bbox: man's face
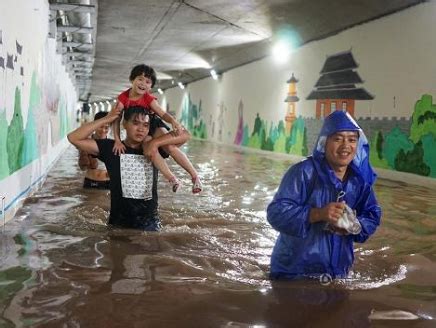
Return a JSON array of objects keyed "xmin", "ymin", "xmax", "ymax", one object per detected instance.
[
  {"xmin": 124, "ymin": 114, "xmax": 150, "ymax": 143},
  {"xmin": 130, "ymin": 74, "xmax": 153, "ymax": 96},
  {"xmin": 325, "ymin": 131, "xmax": 358, "ymax": 171}
]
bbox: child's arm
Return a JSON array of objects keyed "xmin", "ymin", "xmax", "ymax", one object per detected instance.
[
  {"xmin": 149, "ymin": 100, "xmax": 184, "ymax": 134},
  {"xmin": 111, "ymin": 101, "xmax": 126, "ymax": 155}
]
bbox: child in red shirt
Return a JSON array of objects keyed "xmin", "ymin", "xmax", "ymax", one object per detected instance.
[{"xmin": 111, "ymin": 64, "xmax": 202, "ymax": 193}]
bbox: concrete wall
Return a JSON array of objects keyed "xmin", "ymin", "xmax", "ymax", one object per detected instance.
[
  {"xmin": 159, "ymin": 2, "xmax": 436, "ymax": 182},
  {"xmin": 0, "ymin": 0, "xmax": 78, "ymax": 222}
]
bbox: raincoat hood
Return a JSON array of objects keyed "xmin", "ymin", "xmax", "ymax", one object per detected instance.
[{"xmin": 312, "ymin": 110, "xmax": 376, "ymax": 186}]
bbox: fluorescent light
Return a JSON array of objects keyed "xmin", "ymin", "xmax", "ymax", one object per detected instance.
[
  {"xmin": 272, "ymin": 40, "xmax": 293, "ymax": 64},
  {"xmin": 157, "ymin": 88, "xmax": 164, "ymax": 94},
  {"xmin": 210, "ymin": 69, "xmax": 218, "ymax": 80},
  {"xmin": 177, "ymin": 82, "xmax": 185, "ymax": 90}
]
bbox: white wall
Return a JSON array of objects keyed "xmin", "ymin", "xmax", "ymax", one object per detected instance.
[{"xmin": 0, "ymin": 0, "xmax": 78, "ymax": 222}]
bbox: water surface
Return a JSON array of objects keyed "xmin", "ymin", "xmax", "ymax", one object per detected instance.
[{"xmin": 1, "ymin": 140, "xmax": 435, "ymax": 327}]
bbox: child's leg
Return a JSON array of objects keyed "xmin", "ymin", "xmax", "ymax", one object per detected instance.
[
  {"xmin": 153, "ymin": 128, "xmax": 202, "ymax": 194},
  {"xmin": 143, "ymin": 140, "xmax": 180, "ymax": 192}
]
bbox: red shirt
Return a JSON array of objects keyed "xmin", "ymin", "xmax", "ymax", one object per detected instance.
[{"xmin": 117, "ymin": 89, "xmax": 156, "ymax": 110}]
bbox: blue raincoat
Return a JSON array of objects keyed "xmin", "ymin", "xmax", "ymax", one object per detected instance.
[{"xmin": 267, "ymin": 111, "xmax": 381, "ymax": 279}]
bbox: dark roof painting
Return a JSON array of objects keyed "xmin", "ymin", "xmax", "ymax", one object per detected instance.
[
  {"xmin": 307, "ymin": 88, "xmax": 374, "ymax": 100},
  {"xmin": 320, "ymin": 51, "xmax": 358, "ymax": 73},
  {"xmin": 315, "ymin": 70, "xmax": 363, "ymax": 87},
  {"xmin": 307, "ymin": 50, "xmax": 374, "ymax": 101}
]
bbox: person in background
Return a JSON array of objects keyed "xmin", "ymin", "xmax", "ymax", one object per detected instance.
[
  {"xmin": 267, "ymin": 110, "xmax": 381, "ymax": 280},
  {"xmin": 78, "ymin": 111, "xmax": 110, "ymax": 190}
]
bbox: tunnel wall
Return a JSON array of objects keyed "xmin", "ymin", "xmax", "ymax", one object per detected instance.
[
  {"xmin": 159, "ymin": 1, "xmax": 436, "ymax": 182},
  {"xmin": 0, "ymin": 0, "xmax": 78, "ymax": 222}
]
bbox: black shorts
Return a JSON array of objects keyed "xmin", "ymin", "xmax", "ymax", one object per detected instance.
[
  {"xmin": 149, "ymin": 115, "xmax": 170, "ymax": 136},
  {"xmin": 83, "ymin": 177, "xmax": 110, "ymax": 190}
]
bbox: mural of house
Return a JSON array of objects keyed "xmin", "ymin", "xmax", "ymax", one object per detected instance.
[
  {"xmin": 284, "ymin": 73, "xmax": 299, "ymax": 134},
  {"xmin": 307, "ymin": 50, "xmax": 374, "ymax": 118}
]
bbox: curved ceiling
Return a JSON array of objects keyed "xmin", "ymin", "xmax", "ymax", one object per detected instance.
[{"xmin": 50, "ymin": 0, "xmax": 426, "ymax": 103}]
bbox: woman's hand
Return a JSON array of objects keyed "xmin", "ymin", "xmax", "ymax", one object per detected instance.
[{"xmin": 112, "ymin": 139, "xmax": 126, "ymax": 155}]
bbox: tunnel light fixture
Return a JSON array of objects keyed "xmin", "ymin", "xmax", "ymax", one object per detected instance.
[
  {"xmin": 210, "ymin": 69, "xmax": 219, "ymax": 80},
  {"xmin": 177, "ymin": 82, "xmax": 185, "ymax": 90},
  {"xmin": 157, "ymin": 88, "xmax": 164, "ymax": 94}
]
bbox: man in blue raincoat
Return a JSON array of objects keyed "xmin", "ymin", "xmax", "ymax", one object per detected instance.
[{"xmin": 267, "ymin": 110, "xmax": 381, "ymax": 280}]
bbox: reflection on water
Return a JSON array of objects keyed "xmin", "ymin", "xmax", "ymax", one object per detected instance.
[{"xmin": 1, "ymin": 140, "xmax": 435, "ymax": 327}]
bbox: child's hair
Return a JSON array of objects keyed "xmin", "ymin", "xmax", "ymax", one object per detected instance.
[
  {"xmin": 94, "ymin": 111, "xmax": 108, "ymax": 120},
  {"xmin": 123, "ymin": 106, "xmax": 150, "ymax": 122},
  {"xmin": 129, "ymin": 64, "xmax": 157, "ymax": 88}
]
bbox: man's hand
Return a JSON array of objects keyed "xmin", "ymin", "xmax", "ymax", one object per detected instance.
[
  {"xmin": 112, "ymin": 139, "xmax": 126, "ymax": 155},
  {"xmin": 172, "ymin": 121, "xmax": 185, "ymax": 136},
  {"xmin": 310, "ymin": 202, "xmax": 345, "ymax": 224},
  {"xmin": 320, "ymin": 202, "xmax": 345, "ymax": 225}
]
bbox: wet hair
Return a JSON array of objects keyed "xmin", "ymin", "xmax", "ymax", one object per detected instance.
[
  {"xmin": 129, "ymin": 64, "xmax": 157, "ymax": 88},
  {"xmin": 94, "ymin": 111, "xmax": 108, "ymax": 120},
  {"xmin": 123, "ymin": 106, "xmax": 150, "ymax": 122}
]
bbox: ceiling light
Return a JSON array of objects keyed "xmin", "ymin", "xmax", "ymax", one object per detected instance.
[
  {"xmin": 177, "ymin": 82, "xmax": 185, "ymax": 90},
  {"xmin": 210, "ymin": 69, "xmax": 219, "ymax": 80},
  {"xmin": 272, "ymin": 40, "xmax": 293, "ymax": 64}
]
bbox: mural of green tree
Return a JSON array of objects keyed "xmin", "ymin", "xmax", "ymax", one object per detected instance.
[
  {"xmin": 382, "ymin": 126, "xmax": 414, "ymax": 169},
  {"xmin": 0, "ymin": 109, "xmax": 9, "ymax": 180},
  {"xmin": 287, "ymin": 117, "xmax": 307, "ymax": 156},
  {"xmin": 243, "ymin": 112, "xmax": 307, "ymax": 156},
  {"xmin": 59, "ymin": 99, "xmax": 68, "ymax": 139},
  {"xmin": 6, "ymin": 87, "xmax": 24, "ymax": 174},
  {"xmin": 180, "ymin": 94, "xmax": 207, "ymax": 139},
  {"xmin": 410, "ymin": 94, "xmax": 436, "ymax": 143},
  {"xmin": 369, "ymin": 131, "xmax": 389, "ymax": 169},
  {"xmin": 395, "ymin": 140, "xmax": 430, "ymax": 176},
  {"xmin": 421, "ymin": 134, "xmax": 436, "ymax": 177},
  {"xmin": 372, "ymin": 94, "xmax": 436, "ymax": 177},
  {"xmin": 20, "ymin": 72, "xmax": 39, "ymax": 167}
]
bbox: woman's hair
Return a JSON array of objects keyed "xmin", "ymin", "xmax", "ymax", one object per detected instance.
[
  {"xmin": 123, "ymin": 106, "xmax": 149, "ymax": 122},
  {"xmin": 94, "ymin": 111, "xmax": 108, "ymax": 120},
  {"xmin": 129, "ymin": 64, "xmax": 157, "ymax": 87}
]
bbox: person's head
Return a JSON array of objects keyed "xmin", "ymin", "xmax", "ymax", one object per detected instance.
[
  {"xmin": 313, "ymin": 110, "xmax": 376, "ymax": 185},
  {"xmin": 129, "ymin": 64, "xmax": 157, "ymax": 95},
  {"xmin": 94, "ymin": 111, "xmax": 109, "ymax": 139},
  {"xmin": 324, "ymin": 131, "xmax": 358, "ymax": 171},
  {"xmin": 122, "ymin": 106, "xmax": 150, "ymax": 145}
]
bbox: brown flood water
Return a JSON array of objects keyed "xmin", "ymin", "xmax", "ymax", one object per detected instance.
[{"xmin": 1, "ymin": 139, "xmax": 435, "ymax": 327}]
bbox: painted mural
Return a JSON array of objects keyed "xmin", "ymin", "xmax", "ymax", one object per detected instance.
[
  {"xmin": 180, "ymin": 94, "xmax": 207, "ymax": 139},
  {"xmin": 166, "ymin": 3, "xmax": 436, "ymax": 181},
  {"xmin": 0, "ymin": 29, "xmax": 74, "ymax": 181},
  {"xmin": 307, "ymin": 51, "xmax": 374, "ymax": 118},
  {"xmin": 369, "ymin": 94, "xmax": 436, "ymax": 177}
]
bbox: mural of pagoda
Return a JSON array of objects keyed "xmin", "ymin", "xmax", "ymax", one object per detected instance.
[
  {"xmin": 307, "ymin": 50, "xmax": 374, "ymax": 118},
  {"xmin": 284, "ymin": 73, "xmax": 299, "ymax": 134}
]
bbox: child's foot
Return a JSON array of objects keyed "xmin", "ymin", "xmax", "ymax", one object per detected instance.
[
  {"xmin": 192, "ymin": 176, "xmax": 202, "ymax": 194},
  {"xmin": 169, "ymin": 177, "xmax": 181, "ymax": 193}
]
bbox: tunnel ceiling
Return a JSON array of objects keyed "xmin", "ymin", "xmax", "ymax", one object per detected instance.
[{"xmin": 50, "ymin": 0, "xmax": 426, "ymax": 103}]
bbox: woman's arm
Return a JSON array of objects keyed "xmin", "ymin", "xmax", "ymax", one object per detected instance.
[{"xmin": 68, "ymin": 112, "xmax": 118, "ymax": 155}]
